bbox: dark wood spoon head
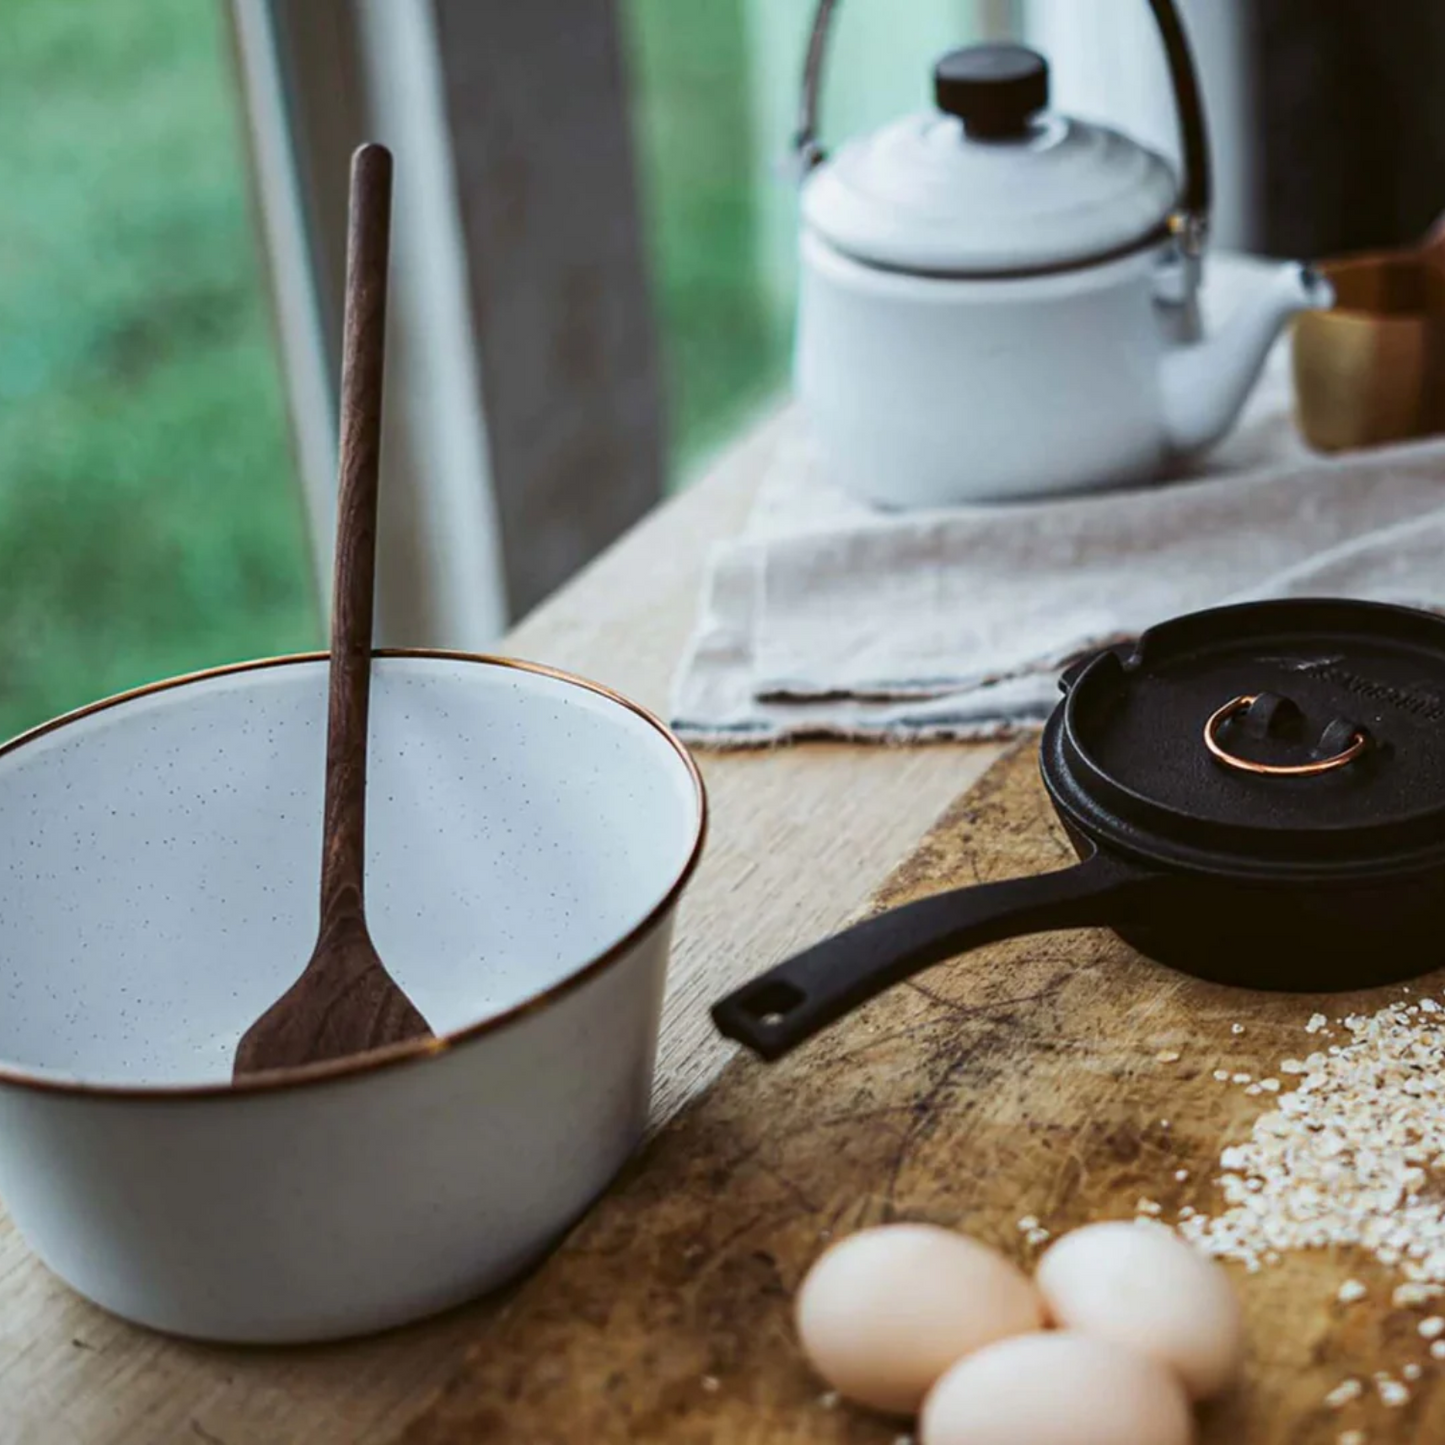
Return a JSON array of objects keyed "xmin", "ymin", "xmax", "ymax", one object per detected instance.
[{"xmin": 234, "ymin": 915, "xmax": 431, "ymax": 1075}]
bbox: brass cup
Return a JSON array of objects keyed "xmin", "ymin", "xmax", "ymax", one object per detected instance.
[{"xmin": 1292, "ymin": 249, "xmax": 1445, "ymax": 453}]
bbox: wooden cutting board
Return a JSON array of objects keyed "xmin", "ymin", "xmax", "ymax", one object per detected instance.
[{"xmin": 397, "ymin": 745, "xmax": 1442, "ymax": 1444}]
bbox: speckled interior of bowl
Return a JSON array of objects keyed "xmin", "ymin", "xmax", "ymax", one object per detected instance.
[{"xmin": 0, "ymin": 657, "xmax": 701, "ymax": 1087}]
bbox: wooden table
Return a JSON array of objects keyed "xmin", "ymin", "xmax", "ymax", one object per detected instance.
[{"xmin": 0, "ymin": 408, "xmax": 1003, "ymax": 1445}]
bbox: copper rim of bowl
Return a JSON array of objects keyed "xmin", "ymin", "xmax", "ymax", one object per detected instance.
[{"xmin": 0, "ymin": 650, "xmax": 708, "ymax": 1102}]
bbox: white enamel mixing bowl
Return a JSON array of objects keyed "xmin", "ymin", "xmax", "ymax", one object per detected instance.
[{"xmin": 0, "ymin": 652, "xmax": 705, "ymax": 1342}]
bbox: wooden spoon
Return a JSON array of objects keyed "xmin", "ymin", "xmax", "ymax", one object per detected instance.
[{"xmin": 234, "ymin": 143, "xmax": 432, "ymax": 1077}]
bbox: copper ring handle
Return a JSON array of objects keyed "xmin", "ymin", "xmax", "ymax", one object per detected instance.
[{"xmin": 1203, "ymin": 695, "xmax": 1367, "ymax": 777}]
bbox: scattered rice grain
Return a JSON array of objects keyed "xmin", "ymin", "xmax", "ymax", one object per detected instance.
[
  {"xmin": 1181, "ymin": 1000, "xmax": 1445, "ymax": 1283},
  {"xmin": 1377, "ymin": 1378, "xmax": 1410, "ymax": 1408},
  {"xmin": 1324, "ymin": 1378, "xmax": 1362, "ymax": 1408},
  {"xmin": 1394, "ymin": 1283, "xmax": 1442, "ymax": 1307}
]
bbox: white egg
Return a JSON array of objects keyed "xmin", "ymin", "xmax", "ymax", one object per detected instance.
[
  {"xmin": 795, "ymin": 1223, "xmax": 1044, "ymax": 1416},
  {"xmin": 920, "ymin": 1331, "xmax": 1195, "ymax": 1445},
  {"xmin": 1036, "ymin": 1221, "xmax": 1244, "ymax": 1400}
]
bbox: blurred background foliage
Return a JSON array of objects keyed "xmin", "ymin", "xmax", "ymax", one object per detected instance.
[
  {"xmin": 0, "ymin": 0, "xmax": 314, "ymax": 738},
  {"xmin": 0, "ymin": 0, "xmax": 977, "ymax": 737}
]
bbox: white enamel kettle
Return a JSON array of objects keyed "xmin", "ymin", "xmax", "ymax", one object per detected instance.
[{"xmin": 792, "ymin": 0, "xmax": 1334, "ymax": 508}]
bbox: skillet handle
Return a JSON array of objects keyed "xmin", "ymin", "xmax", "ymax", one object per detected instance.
[{"xmin": 712, "ymin": 851, "xmax": 1157, "ymax": 1061}]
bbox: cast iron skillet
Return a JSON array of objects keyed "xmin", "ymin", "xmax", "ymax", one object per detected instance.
[{"xmin": 713, "ymin": 599, "xmax": 1445, "ymax": 1061}]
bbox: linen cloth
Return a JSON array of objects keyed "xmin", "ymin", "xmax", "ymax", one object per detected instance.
[{"xmin": 671, "ymin": 257, "xmax": 1445, "ymax": 746}]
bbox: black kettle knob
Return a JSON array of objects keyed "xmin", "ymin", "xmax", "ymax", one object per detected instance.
[{"xmin": 934, "ymin": 44, "xmax": 1049, "ymax": 140}]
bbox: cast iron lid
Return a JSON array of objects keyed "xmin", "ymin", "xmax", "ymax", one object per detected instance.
[{"xmin": 1042, "ymin": 599, "xmax": 1445, "ymax": 880}]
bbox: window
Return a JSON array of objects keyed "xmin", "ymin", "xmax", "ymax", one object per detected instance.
[
  {"xmin": 624, "ymin": 0, "xmax": 1011, "ymax": 483},
  {"xmin": 0, "ymin": 0, "xmax": 316, "ymax": 738},
  {"xmin": 4, "ymin": 0, "xmax": 1257, "ymax": 720}
]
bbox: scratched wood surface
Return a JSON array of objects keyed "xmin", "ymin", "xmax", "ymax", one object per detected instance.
[
  {"xmin": 399, "ymin": 744, "xmax": 1443, "ymax": 1445},
  {"xmin": 0, "ymin": 406, "xmax": 1008, "ymax": 1445}
]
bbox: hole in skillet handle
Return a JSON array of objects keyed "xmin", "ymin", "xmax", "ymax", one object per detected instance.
[
  {"xmin": 733, "ymin": 981, "xmax": 806, "ymax": 1029},
  {"xmin": 713, "ymin": 980, "xmax": 810, "ymax": 1063}
]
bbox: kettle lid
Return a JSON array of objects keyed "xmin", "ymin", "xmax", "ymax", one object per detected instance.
[{"xmin": 802, "ymin": 43, "xmax": 1181, "ymax": 277}]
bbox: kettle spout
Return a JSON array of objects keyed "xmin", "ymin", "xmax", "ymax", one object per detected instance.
[{"xmin": 1161, "ymin": 262, "xmax": 1334, "ymax": 457}]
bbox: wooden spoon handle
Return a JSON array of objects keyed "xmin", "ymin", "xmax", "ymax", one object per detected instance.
[{"xmin": 321, "ymin": 143, "xmax": 393, "ymax": 927}]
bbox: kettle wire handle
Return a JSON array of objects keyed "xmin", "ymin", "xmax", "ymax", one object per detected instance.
[
  {"xmin": 792, "ymin": 0, "xmax": 1212, "ymax": 257},
  {"xmin": 792, "ymin": 0, "xmax": 839, "ymax": 176}
]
